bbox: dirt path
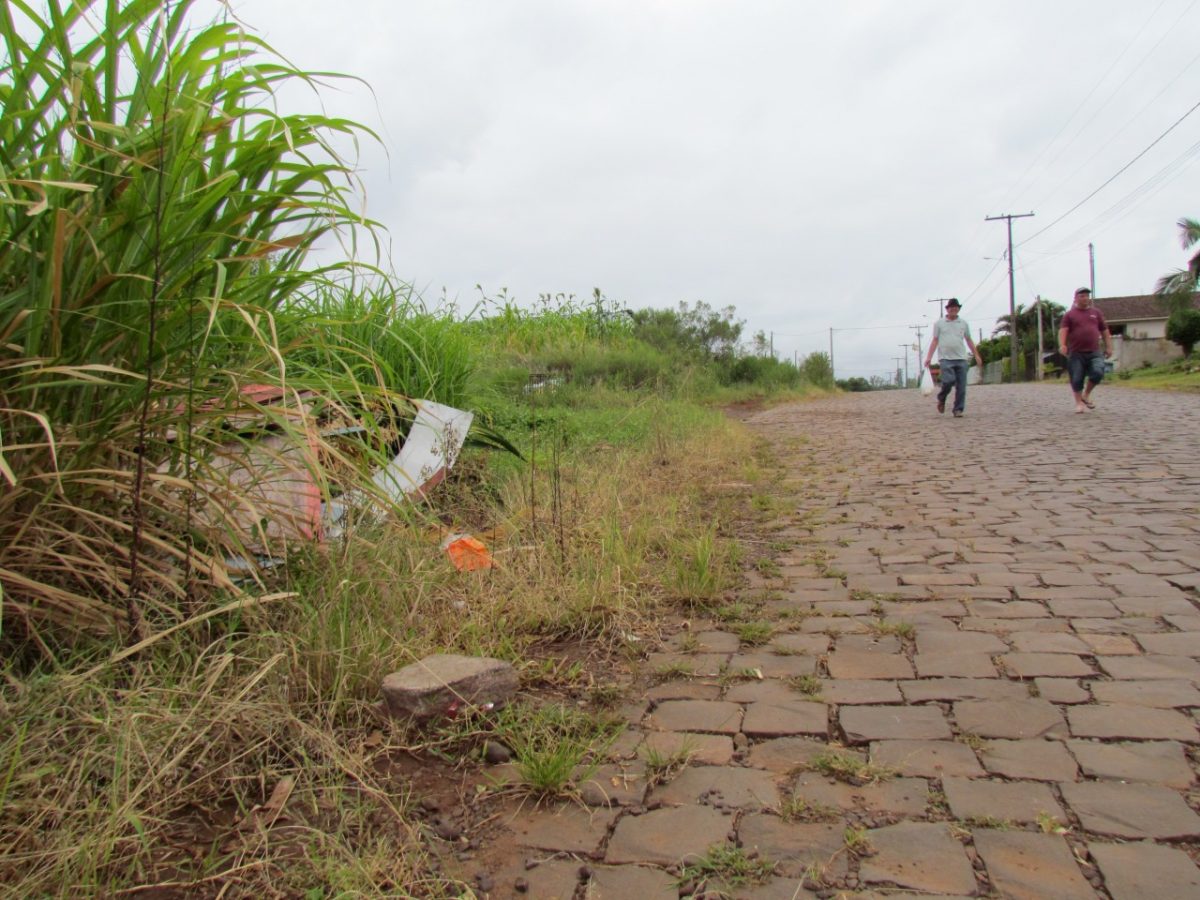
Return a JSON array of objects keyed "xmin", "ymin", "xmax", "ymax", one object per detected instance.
[{"xmin": 468, "ymin": 383, "xmax": 1200, "ymax": 899}]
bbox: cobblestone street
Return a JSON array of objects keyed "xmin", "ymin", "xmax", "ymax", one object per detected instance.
[{"xmin": 486, "ymin": 383, "xmax": 1200, "ymax": 898}]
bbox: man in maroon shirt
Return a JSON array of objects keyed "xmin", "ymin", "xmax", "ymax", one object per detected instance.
[{"xmin": 1058, "ymin": 287, "xmax": 1114, "ymax": 414}]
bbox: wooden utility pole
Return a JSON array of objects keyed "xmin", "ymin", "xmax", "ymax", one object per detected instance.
[{"xmin": 986, "ymin": 212, "xmax": 1034, "ymax": 381}]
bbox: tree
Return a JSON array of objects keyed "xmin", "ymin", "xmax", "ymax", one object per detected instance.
[
  {"xmin": 1155, "ymin": 217, "xmax": 1200, "ymax": 308},
  {"xmin": 1166, "ymin": 309, "xmax": 1200, "ymax": 356},
  {"xmin": 991, "ymin": 298, "xmax": 1066, "ymax": 371}
]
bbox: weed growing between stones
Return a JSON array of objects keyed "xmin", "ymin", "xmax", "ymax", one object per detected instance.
[
  {"xmin": 808, "ymin": 751, "xmax": 896, "ymax": 785},
  {"xmin": 677, "ymin": 844, "xmax": 777, "ymax": 889}
]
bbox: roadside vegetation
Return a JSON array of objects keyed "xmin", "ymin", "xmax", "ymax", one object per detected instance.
[{"xmin": 0, "ymin": 2, "xmax": 833, "ymax": 894}]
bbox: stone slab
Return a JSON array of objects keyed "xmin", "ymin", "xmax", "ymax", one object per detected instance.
[
  {"xmin": 650, "ymin": 766, "xmax": 780, "ymax": 811},
  {"xmin": 942, "ymin": 777, "xmax": 1065, "ymax": 824},
  {"xmin": 841, "ymin": 705, "xmax": 952, "ymax": 743},
  {"xmin": 605, "ymin": 805, "xmax": 732, "ymax": 865},
  {"xmin": 1088, "ymin": 840, "xmax": 1200, "ymax": 900},
  {"xmin": 1067, "ymin": 704, "xmax": 1198, "ymax": 742},
  {"xmin": 870, "ymin": 740, "xmax": 985, "ymax": 778},
  {"xmin": 953, "ymin": 699, "xmax": 1067, "ymax": 740},
  {"xmin": 648, "ymin": 700, "xmax": 742, "ymax": 734},
  {"xmin": 858, "ymin": 822, "xmax": 977, "ymax": 895},
  {"xmin": 972, "ymin": 831, "xmax": 1094, "ymax": 900},
  {"xmin": 1060, "ymin": 781, "xmax": 1200, "ymax": 839},
  {"xmin": 978, "ymin": 739, "xmax": 1079, "ymax": 782},
  {"xmin": 1066, "ymin": 739, "xmax": 1195, "ymax": 788}
]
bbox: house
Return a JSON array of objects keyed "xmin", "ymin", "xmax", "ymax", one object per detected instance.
[{"xmin": 1093, "ymin": 292, "xmax": 1200, "ymax": 370}]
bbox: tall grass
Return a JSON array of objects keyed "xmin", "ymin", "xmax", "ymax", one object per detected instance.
[{"xmin": 0, "ymin": 0, "xmax": 468, "ymax": 645}]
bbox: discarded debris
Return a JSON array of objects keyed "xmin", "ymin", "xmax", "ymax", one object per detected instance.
[
  {"xmin": 381, "ymin": 654, "xmax": 519, "ymax": 722},
  {"xmin": 442, "ymin": 533, "xmax": 494, "ymax": 571}
]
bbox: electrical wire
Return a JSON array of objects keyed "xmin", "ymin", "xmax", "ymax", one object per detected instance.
[{"xmin": 1017, "ymin": 96, "xmax": 1200, "ymax": 248}]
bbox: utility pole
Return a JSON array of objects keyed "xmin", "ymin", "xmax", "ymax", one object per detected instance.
[
  {"xmin": 910, "ymin": 324, "xmax": 926, "ymax": 371},
  {"xmin": 828, "ymin": 328, "xmax": 835, "ymax": 379},
  {"xmin": 928, "ymin": 298, "xmax": 946, "ymax": 319},
  {"xmin": 1035, "ymin": 295, "xmax": 1044, "ymax": 381},
  {"xmin": 892, "ymin": 357, "xmax": 904, "ymax": 387},
  {"xmin": 899, "ymin": 343, "xmax": 910, "ymax": 387},
  {"xmin": 986, "ymin": 211, "xmax": 1034, "ymax": 382},
  {"xmin": 1089, "ymin": 243, "xmax": 1096, "ymax": 296},
  {"xmin": 769, "ymin": 331, "xmax": 774, "ymax": 359}
]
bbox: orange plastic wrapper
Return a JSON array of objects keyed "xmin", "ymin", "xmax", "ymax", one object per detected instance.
[{"xmin": 443, "ymin": 534, "xmax": 493, "ymax": 571}]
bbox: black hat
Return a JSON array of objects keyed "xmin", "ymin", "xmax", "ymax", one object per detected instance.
[
  {"xmin": 945, "ymin": 298, "xmax": 961, "ymax": 308},
  {"xmin": 1075, "ymin": 286, "xmax": 1092, "ymax": 295}
]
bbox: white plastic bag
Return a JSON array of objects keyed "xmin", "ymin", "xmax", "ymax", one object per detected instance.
[{"xmin": 919, "ymin": 366, "xmax": 935, "ymax": 396}]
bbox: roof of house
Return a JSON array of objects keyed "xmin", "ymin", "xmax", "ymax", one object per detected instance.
[{"xmin": 1093, "ymin": 292, "xmax": 1200, "ymax": 324}]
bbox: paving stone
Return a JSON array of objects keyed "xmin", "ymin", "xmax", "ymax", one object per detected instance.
[
  {"xmin": 858, "ymin": 822, "xmax": 977, "ymax": 895},
  {"xmin": 1066, "ymin": 739, "xmax": 1195, "ymax": 788},
  {"xmin": 747, "ymin": 737, "xmax": 848, "ymax": 774},
  {"xmin": 724, "ymin": 876, "xmax": 817, "ymax": 899},
  {"xmin": 826, "ymin": 649, "xmax": 914, "ymax": 680},
  {"xmin": 650, "ymin": 765, "xmax": 780, "ymax": 810},
  {"xmin": 840, "ymin": 705, "xmax": 951, "ymax": 743},
  {"xmin": 792, "ymin": 618, "xmax": 875, "ymax": 640},
  {"xmin": 579, "ymin": 762, "xmax": 650, "ymax": 807},
  {"xmin": 1138, "ymin": 632, "xmax": 1200, "ymax": 656},
  {"xmin": 978, "ymin": 738, "xmax": 1080, "ymax": 782},
  {"xmin": 645, "ymin": 652, "xmax": 730, "ymax": 679},
  {"xmin": 877, "ymin": 598, "xmax": 967, "ymax": 618},
  {"xmin": 835, "ymin": 633, "xmax": 901, "ymax": 652},
  {"xmin": 1034, "ymin": 678, "xmax": 1090, "ymax": 703},
  {"xmin": 585, "ymin": 864, "xmax": 679, "ymax": 899},
  {"xmin": 640, "ymin": 731, "xmax": 735, "ymax": 766},
  {"xmin": 966, "ymin": 599, "xmax": 1050, "ymax": 618},
  {"xmin": 972, "ymin": 831, "xmax": 1094, "ymax": 900},
  {"xmin": 1088, "ymin": 840, "xmax": 1200, "ymax": 900},
  {"xmin": 1067, "ymin": 703, "xmax": 1198, "ymax": 742},
  {"xmin": 646, "ymin": 681, "xmax": 724, "ymax": 702},
  {"xmin": 669, "ymin": 630, "xmax": 741, "ymax": 653},
  {"xmin": 1090, "ymin": 678, "xmax": 1200, "ymax": 708},
  {"xmin": 1074, "ymin": 616, "xmax": 1171, "ymax": 635},
  {"xmin": 648, "ymin": 700, "xmax": 742, "ymax": 734},
  {"xmin": 1046, "ymin": 597, "xmax": 1122, "ymax": 618},
  {"xmin": 605, "ymin": 805, "xmax": 732, "ymax": 865},
  {"xmin": 1078, "ymin": 633, "xmax": 1141, "ymax": 655},
  {"xmin": 914, "ymin": 652, "xmax": 999, "ymax": 678},
  {"xmin": 737, "ymin": 816, "xmax": 849, "ymax": 880},
  {"xmin": 999, "ymin": 652, "xmax": 1095, "ymax": 678},
  {"xmin": 767, "ymin": 632, "xmax": 830, "ymax": 655},
  {"xmin": 898, "ymin": 678, "xmax": 1027, "ymax": 702},
  {"xmin": 962, "ymin": 618, "xmax": 1071, "ymax": 637},
  {"xmin": 724, "ymin": 680, "xmax": 802, "ymax": 704},
  {"xmin": 1009, "ymin": 632, "xmax": 1091, "ymax": 654},
  {"xmin": 817, "ymin": 679, "xmax": 903, "ymax": 704},
  {"xmin": 606, "ymin": 728, "xmax": 645, "ymax": 760},
  {"xmin": 953, "ymin": 699, "xmax": 1067, "ymax": 739},
  {"xmin": 788, "ymin": 773, "xmax": 929, "ymax": 817},
  {"xmin": 742, "ymin": 700, "xmax": 828, "ymax": 738},
  {"xmin": 915, "ymin": 630, "xmax": 1007, "ymax": 655},
  {"xmin": 870, "ymin": 740, "xmax": 985, "ymax": 777},
  {"xmin": 1099, "ymin": 655, "xmax": 1200, "ymax": 680},
  {"xmin": 899, "ymin": 572, "xmax": 974, "ymax": 586},
  {"xmin": 1113, "ymin": 595, "xmax": 1197, "ymax": 616},
  {"xmin": 942, "ymin": 777, "xmax": 1065, "ymax": 823},
  {"xmin": 510, "ymin": 805, "xmax": 619, "ymax": 854},
  {"xmin": 1167, "ymin": 613, "xmax": 1200, "ymax": 631},
  {"xmin": 1060, "ymin": 781, "xmax": 1200, "ymax": 839},
  {"xmin": 728, "ymin": 652, "xmax": 820, "ymax": 678},
  {"xmin": 497, "ymin": 859, "xmax": 581, "ymax": 898}
]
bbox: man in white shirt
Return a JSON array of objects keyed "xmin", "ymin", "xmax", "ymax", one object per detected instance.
[{"xmin": 922, "ymin": 298, "xmax": 984, "ymax": 418}]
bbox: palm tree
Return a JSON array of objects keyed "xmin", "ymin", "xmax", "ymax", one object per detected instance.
[{"xmin": 1155, "ymin": 217, "xmax": 1200, "ymax": 311}]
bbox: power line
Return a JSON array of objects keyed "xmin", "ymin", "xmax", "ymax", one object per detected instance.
[{"xmin": 1018, "ymin": 97, "xmax": 1200, "ymax": 248}]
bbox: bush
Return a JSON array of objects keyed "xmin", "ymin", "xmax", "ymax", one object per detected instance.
[{"xmin": 1166, "ymin": 308, "xmax": 1200, "ymax": 356}]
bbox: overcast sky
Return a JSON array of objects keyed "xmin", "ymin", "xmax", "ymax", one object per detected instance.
[{"xmin": 231, "ymin": 0, "xmax": 1200, "ymax": 381}]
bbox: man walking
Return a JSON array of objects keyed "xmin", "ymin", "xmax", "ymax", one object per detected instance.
[
  {"xmin": 1059, "ymin": 287, "xmax": 1114, "ymax": 413},
  {"xmin": 923, "ymin": 298, "xmax": 984, "ymax": 418}
]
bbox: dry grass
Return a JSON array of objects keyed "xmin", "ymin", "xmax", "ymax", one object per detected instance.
[{"xmin": 0, "ymin": 403, "xmax": 760, "ymax": 895}]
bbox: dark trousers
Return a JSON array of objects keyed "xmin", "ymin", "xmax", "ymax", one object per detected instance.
[{"xmin": 937, "ymin": 359, "xmax": 969, "ymax": 413}]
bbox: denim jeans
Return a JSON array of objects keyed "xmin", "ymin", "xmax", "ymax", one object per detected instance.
[
  {"xmin": 937, "ymin": 359, "xmax": 969, "ymax": 413},
  {"xmin": 1067, "ymin": 351, "xmax": 1106, "ymax": 393}
]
